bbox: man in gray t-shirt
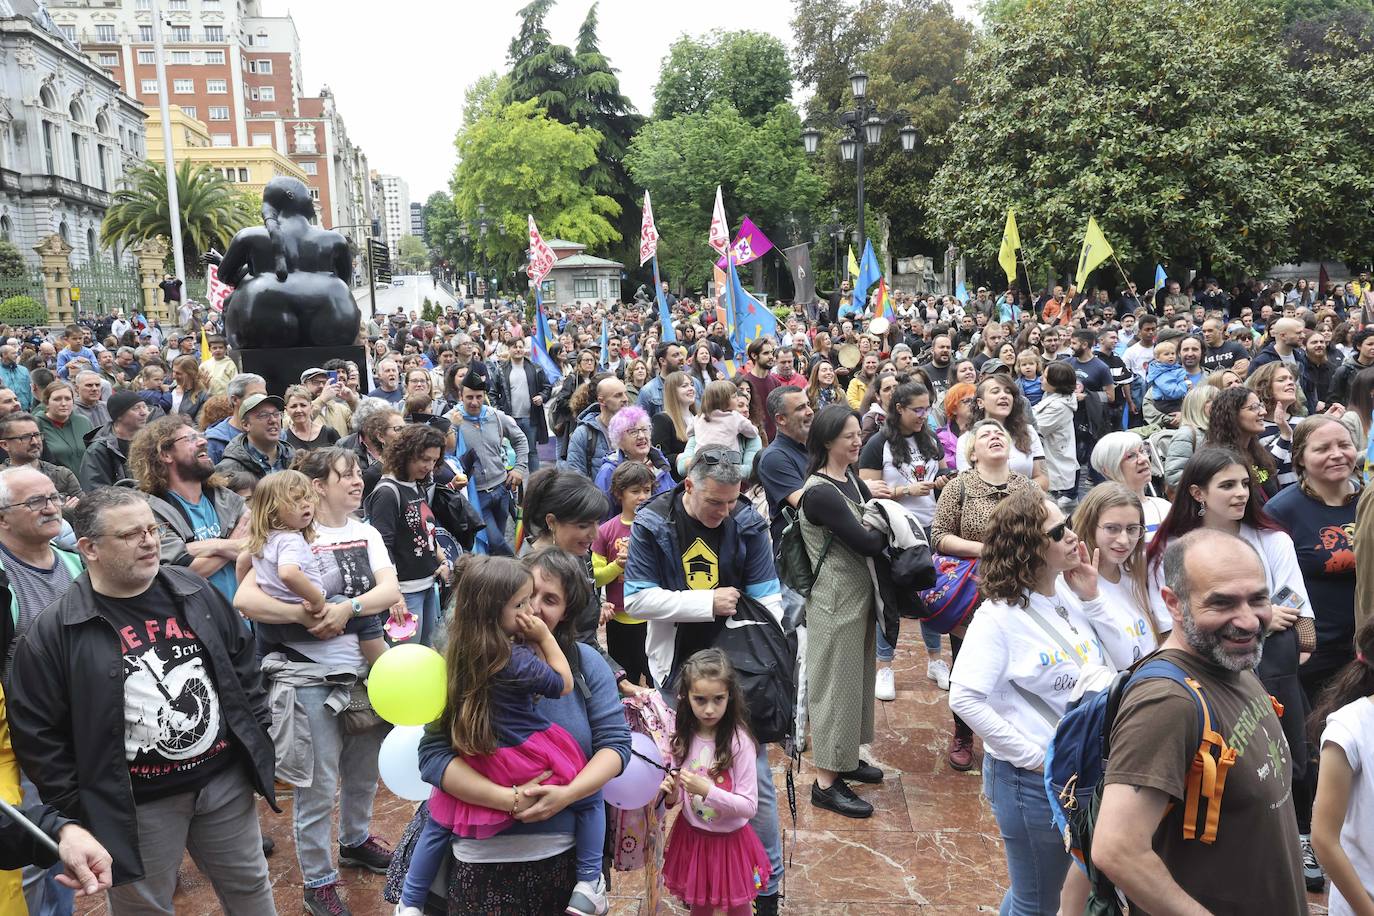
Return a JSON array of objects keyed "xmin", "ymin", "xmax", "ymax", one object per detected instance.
[{"xmin": 0, "ymin": 467, "xmax": 80, "ymax": 679}]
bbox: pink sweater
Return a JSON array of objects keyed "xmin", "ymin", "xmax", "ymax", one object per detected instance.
[
  {"xmin": 692, "ymin": 410, "xmax": 759, "ymax": 451},
  {"xmin": 673, "ymin": 728, "xmax": 759, "ymax": 833}
]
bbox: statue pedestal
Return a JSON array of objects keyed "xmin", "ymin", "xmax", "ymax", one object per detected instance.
[{"xmin": 238, "ymin": 345, "xmax": 369, "ymax": 397}]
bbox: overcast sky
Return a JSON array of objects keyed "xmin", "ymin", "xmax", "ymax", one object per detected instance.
[{"xmin": 262, "ymin": 0, "xmax": 979, "ymax": 202}]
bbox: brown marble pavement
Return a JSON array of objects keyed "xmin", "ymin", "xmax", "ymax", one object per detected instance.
[{"xmin": 75, "ymin": 619, "xmax": 1330, "ymax": 915}]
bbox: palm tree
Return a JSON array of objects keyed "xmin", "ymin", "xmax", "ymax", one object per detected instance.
[{"xmin": 101, "ymin": 160, "xmax": 258, "ymax": 270}]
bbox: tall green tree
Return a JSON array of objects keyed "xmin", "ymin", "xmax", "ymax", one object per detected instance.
[
  {"xmin": 0, "ymin": 241, "xmax": 25, "ymax": 279},
  {"xmin": 653, "ymin": 31, "xmax": 794, "ymax": 124},
  {"xmin": 928, "ymin": 0, "xmax": 1324, "ymax": 284},
  {"xmin": 790, "ymin": 0, "xmax": 892, "ymax": 121},
  {"xmin": 504, "ymin": 0, "xmax": 576, "ymax": 120},
  {"xmin": 463, "ymin": 72, "xmax": 511, "ymax": 129},
  {"xmin": 397, "ymin": 235, "xmax": 430, "ymax": 274},
  {"xmin": 626, "ymin": 101, "xmax": 823, "ymax": 290},
  {"xmin": 101, "ymin": 160, "xmax": 257, "ymax": 270},
  {"xmin": 422, "ymin": 191, "xmax": 461, "ymax": 266},
  {"xmin": 451, "ymin": 99, "xmax": 621, "ymax": 280}
]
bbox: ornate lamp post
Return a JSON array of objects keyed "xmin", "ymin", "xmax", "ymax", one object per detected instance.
[
  {"xmin": 475, "ymin": 203, "xmax": 493, "ymax": 306},
  {"xmin": 801, "ymin": 70, "xmax": 918, "ymax": 257}
]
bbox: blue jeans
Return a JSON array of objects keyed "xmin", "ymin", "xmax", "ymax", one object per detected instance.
[
  {"xmin": 477, "ymin": 485, "xmax": 512, "ymax": 557},
  {"xmin": 982, "ymin": 755, "xmax": 1070, "ymax": 916},
  {"xmin": 514, "ymin": 416, "xmax": 540, "ymax": 473},
  {"xmin": 876, "ymin": 624, "xmax": 895, "ymax": 663},
  {"xmin": 20, "ymin": 771, "xmax": 73, "ymax": 916},
  {"xmin": 920, "ymin": 621, "xmax": 943, "ymax": 654},
  {"xmin": 290, "ymin": 684, "xmax": 384, "ymax": 888},
  {"xmin": 399, "ymin": 585, "xmax": 440, "ymax": 648}
]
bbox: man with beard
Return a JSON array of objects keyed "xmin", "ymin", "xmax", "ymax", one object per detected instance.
[
  {"xmin": 741, "ymin": 337, "xmax": 781, "ymax": 440},
  {"xmin": 0, "ymin": 413, "xmax": 80, "ymax": 503},
  {"xmin": 1092, "ymin": 529, "xmax": 1306, "ymax": 915},
  {"xmin": 918, "ymin": 334, "xmax": 954, "ymax": 402},
  {"xmin": 130, "ymin": 416, "xmax": 248, "ymax": 603},
  {"xmin": 215, "ymin": 393, "xmax": 295, "ymax": 482}
]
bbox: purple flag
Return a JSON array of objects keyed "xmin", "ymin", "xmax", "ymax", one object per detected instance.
[{"xmin": 714, "ymin": 216, "xmax": 775, "ymax": 269}]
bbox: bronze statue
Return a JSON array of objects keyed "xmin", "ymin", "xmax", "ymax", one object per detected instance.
[{"xmin": 216, "ymin": 177, "xmax": 361, "ymax": 349}]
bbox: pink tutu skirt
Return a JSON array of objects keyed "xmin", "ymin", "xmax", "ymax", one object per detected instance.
[
  {"xmin": 661, "ymin": 816, "xmax": 771, "ymax": 909},
  {"xmin": 433, "ymin": 724, "xmax": 587, "ymax": 839}
]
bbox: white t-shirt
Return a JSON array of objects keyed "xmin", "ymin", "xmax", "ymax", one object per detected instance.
[
  {"xmin": 1320, "ymin": 697, "xmax": 1374, "ymax": 916},
  {"xmin": 1123, "ymin": 342, "xmax": 1153, "ymax": 379},
  {"xmin": 1142, "ymin": 495, "xmax": 1171, "ymax": 543},
  {"xmin": 281, "ymin": 517, "xmax": 394, "ymax": 668},
  {"xmin": 949, "ymin": 580, "xmax": 1114, "ymax": 770},
  {"xmin": 859, "ymin": 433, "xmax": 941, "ymax": 528},
  {"xmin": 1089, "ymin": 571, "xmax": 1164, "ymax": 668},
  {"xmin": 955, "ymin": 425, "xmax": 1044, "ymax": 479}
]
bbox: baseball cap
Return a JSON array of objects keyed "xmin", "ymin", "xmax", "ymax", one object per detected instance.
[
  {"xmin": 236, "ymin": 393, "xmax": 284, "ymax": 422},
  {"xmin": 300, "ymin": 367, "xmax": 328, "ymax": 383}
]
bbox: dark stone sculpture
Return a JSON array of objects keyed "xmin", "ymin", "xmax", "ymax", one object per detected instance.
[{"xmin": 218, "ymin": 177, "xmax": 361, "ymax": 349}]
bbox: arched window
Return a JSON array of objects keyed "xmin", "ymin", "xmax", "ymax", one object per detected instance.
[
  {"xmin": 59, "ymin": 221, "xmax": 69, "ymax": 244},
  {"xmin": 39, "ymin": 86, "xmax": 58, "ymax": 110},
  {"xmin": 86, "ymin": 227, "xmax": 97, "ymax": 261},
  {"xmin": 69, "ymin": 100, "xmax": 85, "ymax": 123},
  {"xmin": 0, "ymin": 215, "xmax": 11, "ymax": 242},
  {"xmin": 95, "ymin": 113, "xmax": 110, "ymax": 136}
]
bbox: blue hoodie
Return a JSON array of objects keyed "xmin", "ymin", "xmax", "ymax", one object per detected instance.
[{"xmin": 1146, "ymin": 360, "xmax": 1190, "ymax": 403}]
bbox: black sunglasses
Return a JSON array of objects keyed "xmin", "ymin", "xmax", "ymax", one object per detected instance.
[
  {"xmin": 694, "ymin": 448, "xmax": 742, "ymax": 467},
  {"xmin": 1047, "ymin": 520, "xmax": 1071, "ymax": 542}
]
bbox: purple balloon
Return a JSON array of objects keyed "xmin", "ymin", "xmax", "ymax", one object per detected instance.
[{"xmin": 603, "ymin": 732, "xmax": 665, "ymax": 810}]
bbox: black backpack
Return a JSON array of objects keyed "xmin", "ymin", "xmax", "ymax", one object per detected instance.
[{"xmin": 711, "ymin": 594, "xmax": 797, "ymax": 746}]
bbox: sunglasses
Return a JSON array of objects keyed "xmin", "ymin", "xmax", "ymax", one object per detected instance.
[{"xmin": 1046, "ymin": 520, "xmax": 1071, "ymax": 542}]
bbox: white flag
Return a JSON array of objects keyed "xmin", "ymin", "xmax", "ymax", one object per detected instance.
[
  {"xmin": 527, "ymin": 215, "xmax": 557, "ymax": 286},
  {"xmin": 639, "ymin": 191, "xmax": 659, "ymax": 267},
  {"xmin": 708, "ymin": 185, "xmax": 729, "ymax": 256}
]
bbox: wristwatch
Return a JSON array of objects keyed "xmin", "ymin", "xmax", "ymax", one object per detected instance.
[{"xmin": 349, "ymin": 598, "xmax": 363, "ymax": 617}]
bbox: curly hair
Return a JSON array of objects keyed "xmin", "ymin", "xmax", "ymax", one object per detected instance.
[
  {"xmin": 1203, "ymin": 386, "xmax": 1276, "ymax": 489},
  {"xmin": 978, "ymin": 488, "xmax": 1054, "ymax": 608},
  {"xmin": 1245, "ymin": 360, "xmax": 1306, "ymax": 417},
  {"xmin": 380, "ymin": 423, "xmax": 445, "ymax": 479},
  {"xmin": 128, "ymin": 415, "xmax": 228, "ymax": 497},
  {"xmin": 972, "ymin": 375, "xmax": 1034, "ymax": 454}
]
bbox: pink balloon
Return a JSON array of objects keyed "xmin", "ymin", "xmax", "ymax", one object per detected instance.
[{"xmin": 603, "ymin": 732, "xmax": 665, "ymax": 810}]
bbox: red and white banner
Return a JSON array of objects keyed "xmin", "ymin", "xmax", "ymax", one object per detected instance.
[
  {"xmin": 205, "ymin": 264, "xmax": 231, "ymax": 313},
  {"xmin": 639, "ymin": 190, "xmax": 659, "ymax": 266},
  {"xmin": 708, "ymin": 185, "xmax": 730, "ymax": 256},
  {"xmin": 527, "ymin": 215, "xmax": 557, "ymax": 286}
]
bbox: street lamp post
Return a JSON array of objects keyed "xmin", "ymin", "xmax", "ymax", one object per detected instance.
[
  {"xmin": 801, "ymin": 71, "xmax": 918, "ymax": 261},
  {"xmin": 812, "ymin": 205, "xmax": 845, "ymax": 292},
  {"xmin": 475, "ymin": 203, "xmax": 492, "ymax": 306}
]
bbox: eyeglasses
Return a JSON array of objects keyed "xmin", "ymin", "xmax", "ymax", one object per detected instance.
[
  {"xmin": 0, "ymin": 493, "xmax": 62, "ymax": 512},
  {"xmin": 1098, "ymin": 523, "xmax": 1145, "ymax": 540},
  {"xmin": 1, "ymin": 432, "xmax": 41, "ymax": 443},
  {"xmin": 166, "ymin": 431, "xmax": 206, "ymax": 448},
  {"xmin": 959, "ymin": 397, "xmax": 977, "ymax": 406},
  {"xmin": 94, "ymin": 524, "xmax": 160, "ymax": 546},
  {"xmin": 1046, "ymin": 520, "xmax": 1071, "ymax": 542},
  {"xmin": 1243, "ymin": 401, "xmax": 1266, "ymax": 414},
  {"xmin": 251, "ymin": 410, "xmax": 282, "ymax": 422}
]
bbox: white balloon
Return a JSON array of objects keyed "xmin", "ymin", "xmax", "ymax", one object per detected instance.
[{"xmin": 378, "ymin": 725, "xmax": 431, "ymax": 802}]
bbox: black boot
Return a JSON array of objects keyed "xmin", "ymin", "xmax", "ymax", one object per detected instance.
[{"xmin": 754, "ymin": 892, "xmax": 779, "ymax": 916}]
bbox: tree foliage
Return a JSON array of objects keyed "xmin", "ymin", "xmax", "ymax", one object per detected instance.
[
  {"xmin": 462, "ymin": 72, "xmax": 511, "ymax": 129},
  {"xmin": 626, "ymin": 101, "xmax": 823, "ymax": 291},
  {"xmin": 0, "ymin": 241, "xmax": 25, "ymax": 279},
  {"xmin": 452, "ymin": 99, "xmax": 621, "ymax": 279},
  {"xmin": 101, "ymin": 160, "xmax": 257, "ymax": 270},
  {"xmin": 422, "ymin": 191, "xmax": 464, "ymax": 269},
  {"xmin": 652, "ymin": 30, "xmax": 794, "ymax": 124},
  {"xmin": 927, "ymin": 0, "xmax": 1338, "ymax": 284},
  {"xmin": 397, "ymin": 235, "xmax": 429, "ymax": 274}
]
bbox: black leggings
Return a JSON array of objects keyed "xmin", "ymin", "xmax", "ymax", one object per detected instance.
[
  {"xmin": 950, "ymin": 633, "xmax": 972, "ymax": 740},
  {"xmin": 606, "ymin": 619, "xmax": 654, "ymax": 688},
  {"xmin": 1294, "ymin": 652, "xmax": 1353, "ymax": 833}
]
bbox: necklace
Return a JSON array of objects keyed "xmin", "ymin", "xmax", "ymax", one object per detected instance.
[{"xmin": 1037, "ymin": 592, "xmax": 1078, "ymax": 635}]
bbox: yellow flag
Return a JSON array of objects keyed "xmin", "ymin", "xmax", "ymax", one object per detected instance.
[
  {"xmin": 199, "ymin": 327, "xmax": 211, "ymax": 362},
  {"xmin": 1076, "ymin": 216, "xmax": 1114, "ymax": 289},
  {"xmin": 998, "ymin": 209, "xmax": 1020, "ymax": 287},
  {"xmin": 848, "ymin": 246, "xmax": 860, "ymax": 280}
]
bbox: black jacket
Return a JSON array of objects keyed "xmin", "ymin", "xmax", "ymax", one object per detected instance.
[
  {"xmin": 7, "ymin": 567, "xmax": 278, "ymax": 885},
  {"xmin": 492, "ymin": 359, "xmax": 551, "ymax": 443},
  {"xmin": 77, "ymin": 430, "xmax": 130, "ymax": 491}
]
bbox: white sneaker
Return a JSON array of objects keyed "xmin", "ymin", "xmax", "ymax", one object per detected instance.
[
  {"xmin": 927, "ymin": 658, "xmax": 951, "ymax": 691},
  {"xmin": 394, "ymin": 906, "xmax": 423, "ymax": 916},
  {"xmin": 566, "ymin": 875, "xmax": 608, "ymax": 916},
  {"xmin": 875, "ymin": 666, "xmax": 896, "ymax": 701}
]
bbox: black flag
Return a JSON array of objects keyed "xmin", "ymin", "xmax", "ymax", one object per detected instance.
[{"xmin": 783, "ymin": 244, "xmax": 814, "ymax": 315}]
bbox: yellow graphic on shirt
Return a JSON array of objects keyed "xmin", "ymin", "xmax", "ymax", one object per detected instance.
[{"xmin": 682, "ymin": 538, "xmax": 720, "ymax": 590}]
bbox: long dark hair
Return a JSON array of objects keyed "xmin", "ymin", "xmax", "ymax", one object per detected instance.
[
  {"xmin": 1309, "ymin": 619, "xmax": 1374, "ymax": 743},
  {"xmin": 671, "ymin": 648, "xmax": 753, "ymax": 776},
  {"xmin": 521, "ymin": 546, "xmax": 594, "ymax": 680},
  {"xmin": 521, "ymin": 468, "xmax": 609, "ymax": 541},
  {"xmin": 1146, "ymin": 446, "xmax": 1279, "ymax": 570},
  {"xmin": 805, "ymin": 403, "xmax": 857, "ymax": 477},
  {"xmin": 1203, "ymin": 386, "xmax": 1276, "ymax": 489},
  {"xmin": 972, "ymin": 375, "xmax": 1034, "ymax": 454},
  {"xmin": 883, "ymin": 382, "xmax": 941, "ymax": 469}
]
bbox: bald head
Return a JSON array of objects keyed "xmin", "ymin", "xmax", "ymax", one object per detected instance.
[
  {"xmin": 1161, "ymin": 529, "xmax": 1270, "ymax": 671},
  {"xmin": 596, "ymin": 375, "xmax": 628, "ymax": 418}
]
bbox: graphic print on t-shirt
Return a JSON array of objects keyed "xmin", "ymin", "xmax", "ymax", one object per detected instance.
[
  {"xmin": 117, "ymin": 616, "xmax": 227, "ymax": 778},
  {"xmin": 313, "ymin": 536, "xmax": 378, "ymax": 598},
  {"xmin": 682, "ymin": 538, "xmax": 720, "ymax": 590},
  {"xmin": 1317, "ymin": 522, "xmax": 1356, "ymax": 575}
]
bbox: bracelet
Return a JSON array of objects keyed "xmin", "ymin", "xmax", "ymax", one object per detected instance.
[{"xmin": 510, "ymin": 786, "xmax": 521, "ymax": 816}]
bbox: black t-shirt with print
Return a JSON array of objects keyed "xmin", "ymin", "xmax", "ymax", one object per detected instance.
[
  {"xmin": 97, "ymin": 579, "xmax": 234, "ymax": 801},
  {"xmin": 671, "ymin": 492, "xmax": 726, "ymax": 678}
]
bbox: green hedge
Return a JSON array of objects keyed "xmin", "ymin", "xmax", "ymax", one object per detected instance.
[{"xmin": 0, "ymin": 295, "xmax": 46, "ymax": 326}]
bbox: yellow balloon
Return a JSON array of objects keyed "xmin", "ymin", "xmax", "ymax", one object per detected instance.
[{"xmin": 367, "ymin": 644, "xmax": 447, "ymax": 726}]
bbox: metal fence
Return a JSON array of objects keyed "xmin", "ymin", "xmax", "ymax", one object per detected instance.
[
  {"xmin": 70, "ymin": 260, "xmax": 142, "ymax": 316},
  {"xmin": 0, "ymin": 268, "xmax": 44, "ymax": 306}
]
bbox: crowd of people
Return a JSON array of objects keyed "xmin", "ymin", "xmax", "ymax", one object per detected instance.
[{"xmin": 0, "ymin": 267, "xmax": 1368, "ymax": 915}]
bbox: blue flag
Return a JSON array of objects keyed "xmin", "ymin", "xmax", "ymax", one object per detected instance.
[
  {"xmin": 531, "ymin": 289, "xmax": 562, "ymax": 385},
  {"xmin": 599, "ymin": 317, "xmax": 609, "ymax": 367},
  {"xmin": 651, "ymin": 256, "xmax": 675, "ymax": 343},
  {"xmin": 955, "ymin": 279, "xmax": 968, "ymax": 302},
  {"xmin": 1155, "ymin": 264, "xmax": 1167, "ymax": 288},
  {"xmin": 853, "ymin": 240, "xmax": 881, "ymax": 314},
  {"xmin": 727, "ymin": 257, "xmax": 777, "ymax": 353},
  {"xmin": 446, "ymin": 435, "xmax": 488, "ymax": 555}
]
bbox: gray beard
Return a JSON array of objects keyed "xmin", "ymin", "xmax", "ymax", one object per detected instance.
[{"xmin": 1180, "ymin": 604, "xmax": 1264, "ymax": 672}]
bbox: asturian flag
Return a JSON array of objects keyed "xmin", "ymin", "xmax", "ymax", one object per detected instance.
[
  {"xmin": 708, "ymin": 186, "xmax": 730, "ymax": 256},
  {"xmin": 638, "ymin": 191, "xmax": 659, "ymax": 267}
]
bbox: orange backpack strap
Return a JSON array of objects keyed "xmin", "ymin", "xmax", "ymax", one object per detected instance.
[{"xmin": 1176, "ymin": 675, "xmax": 1235, "ymax": 844}]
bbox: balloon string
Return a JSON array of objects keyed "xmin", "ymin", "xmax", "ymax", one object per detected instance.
[{"xmin": 632, "ymin": 748, "xmax": 673, "ymax": 774}]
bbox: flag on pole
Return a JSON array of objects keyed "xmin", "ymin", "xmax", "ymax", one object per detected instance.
[
  {"xmin": 848, "ymin": 246, "xmax": 860, "ymax": 282},
  {"xmin": 526, "ymin": 216, "xmax": 562, "ymax": 382},
  {"xmin": 853, "ymin": 240, "xmax": 881, "ymax": 315},
  {"xmin": 725, "ymin": 257, "xmax": 777, "ymax": 352},
  {"xmin": 708, "ymin": 186, "xmax": 730, "ymax": 255},
  {"xmin": 526, "ymin": 215, "xmax": 557, "ymax": 287},
  {"xmin": 714, "ymin": 217, "xmax": 775, "ymax": 269},
  {"xmin": 199, "ymin": 327, "xmax": 211, "ymax": 362},
  {"xmin": 638, "ymin": 191, "xmax": 658, "ymax": 267},
  {"xmin": 1154, "ymin": 263, "xmax": 1168, "ymax": 289},
  {"xmin": 205, "ymin": 264, "xmax": 231, "ymax": 313},
  {"xmin": 1075, "ymin": 217, "xmax": 1114, "ymax": 289},
  {"xmin": 783, "ymin": 243, "xmax": 815, "ymax": 312},
  {"xmin": 998, "ymin": 209, "xmax": 1020, "ymax": 287},
  {"xmin": 874, "ymin": 277, "xmax": 891, "ymax": 320},
  {"xmin": 599, "ymin": 317, "xmax": 609, "ymax": 367}
]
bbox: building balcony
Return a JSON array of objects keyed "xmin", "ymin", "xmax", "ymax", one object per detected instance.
[{"xmin": 6, "ymin": 172, "xmax": 113, "ymax": 210}]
